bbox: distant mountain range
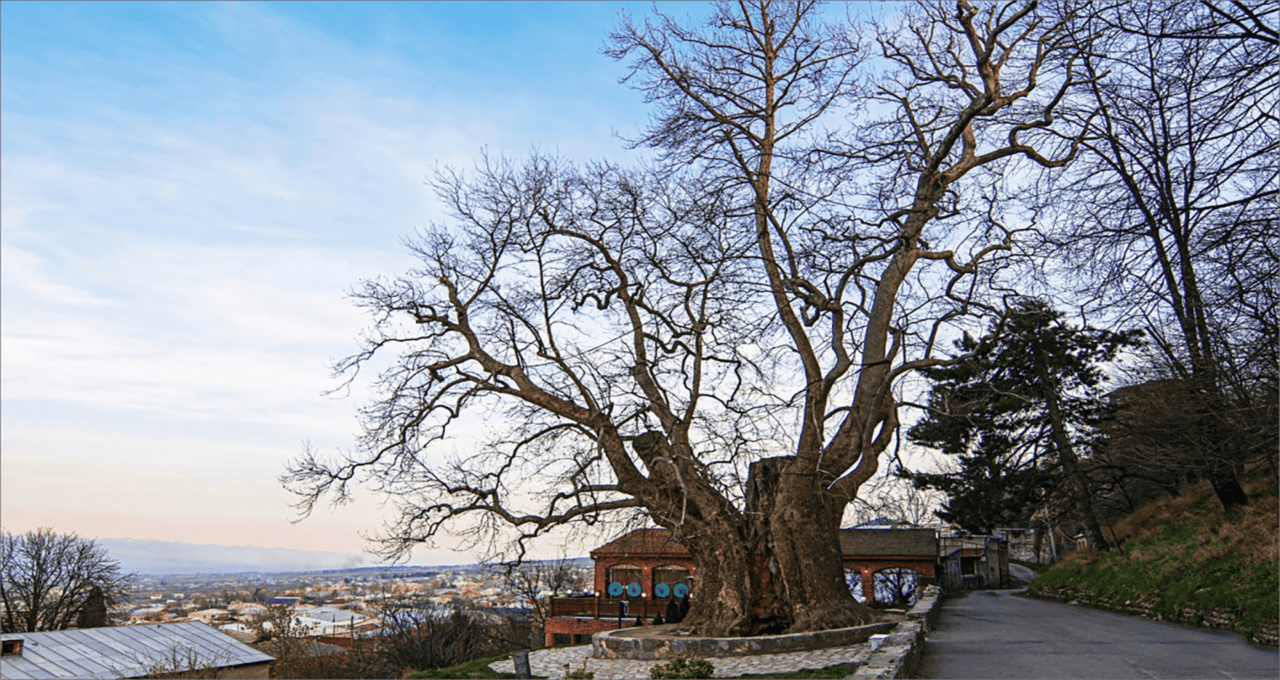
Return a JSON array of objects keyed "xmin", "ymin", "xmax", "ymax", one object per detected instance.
[
  {"xmin": 97, "ymin": 538, "xmax": 412, "ymax": 575},
  {"xmin": 96, "ymin": 538, "xmax": 592, "ymax": 576}
]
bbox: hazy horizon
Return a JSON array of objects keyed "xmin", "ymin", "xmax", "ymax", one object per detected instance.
[{"xmin": 2, "ymin": 1, "xmax": 687, "ymax": 561}]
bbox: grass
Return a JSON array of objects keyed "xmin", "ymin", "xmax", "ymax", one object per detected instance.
[
  {"xmin": 405, "ymin": 644, "xmax": 591, "ymax": 679},
  {"xmin": 1027, "ymin": 476, "xmax": 1279, "ymax": 633},
  {"xmin": 405, "ymin": 651, "xmax": 528, "ymax": 679}
]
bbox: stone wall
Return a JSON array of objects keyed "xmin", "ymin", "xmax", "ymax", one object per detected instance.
[
  {"xmin": 848, "ymin": 585, "xmax": 943, "ymax": 679},
  {"xmin": 592, "ymin": 621, "xmax": 896, "ymax": 660},
  {"xmin": 1028, "ymin": 584, "xmax": 1278, "ymax": 647}
]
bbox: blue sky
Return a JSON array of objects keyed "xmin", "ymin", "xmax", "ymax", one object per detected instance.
[
  {"xmin": 1, "ymin": 1, "xmax": 694, "ymax": 564},
  {"xmin": 3, "ymin": 1, "xmax": 925, "ymax": 568}
]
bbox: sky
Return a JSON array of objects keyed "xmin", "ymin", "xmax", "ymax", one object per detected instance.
[
  {"xmin": 0, "ymin": 1, "xmax": 699, "ymax": 565},
  {"xmin": 1, "ymin": 1, "xmax": 929, "ymax": 569}
]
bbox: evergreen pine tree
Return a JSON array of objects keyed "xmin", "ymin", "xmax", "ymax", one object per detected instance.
[
  {"xmin": 76, "ymin": 585, "xmax": 108, "ymax": 629},
  {"xmin": 903, "ymin": 300, "xmax": 1141, "ymax": 545}
]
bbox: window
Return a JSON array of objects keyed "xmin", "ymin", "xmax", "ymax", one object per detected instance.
[
  {"xmin": 606, "ymin": 564, "xmax": 641, "ymax": 598},
  {"xmin": 652, "ymin": 565, "xmax": 689, "ymax": 599},
  {"xmin": 844, "ymin": 568, "xmax": 866, "ymax": 604}
]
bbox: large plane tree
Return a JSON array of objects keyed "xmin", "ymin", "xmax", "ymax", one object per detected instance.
[{"xmin": 285, "ymin": 0, "xmax": 1096, "ymax": 636}]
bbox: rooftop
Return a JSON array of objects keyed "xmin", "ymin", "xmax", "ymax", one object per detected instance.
[
  {"xmin": 839, "ymin": 529, "xmax": 938, "ymax": 558},
  {"xmin": 590, "ymin": 529, "xmax": 692, "ymax": 559},
  {"xmin": 591, "ymin": 527, "xmax": 939, "ymax": 560},
  {"xmin": 0, "ymin": 621, "xmax": 273, "ymax": 680}
]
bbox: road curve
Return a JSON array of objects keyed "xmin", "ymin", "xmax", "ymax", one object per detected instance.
[{"xmin": 918, "ymin": 589, "xmax": 1278, "ymax": 679}]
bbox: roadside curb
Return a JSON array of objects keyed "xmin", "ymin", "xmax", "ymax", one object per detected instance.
[
  {"xmin": 1027, "ymin": 585, "xmax": 1280, "ymax": 647},
  {"xmin": 846, "ymin": 585, "xmax": 942, "ymax": 679}
]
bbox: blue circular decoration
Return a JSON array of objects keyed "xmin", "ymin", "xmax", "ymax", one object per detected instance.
[
  {"xmin": 607, "ymin": 582, "xmax": 623, "ymax": 597},
  {"xmin": 626, "ymin": 582, "xmax": 642, "ymax": 597},
  {"xmin": 654, "ymin": 583, "xmax": 671, "ymax": 599},
  {"xmin": 673, "ymin": 583, "xmax": 689, "ymax": 598}
]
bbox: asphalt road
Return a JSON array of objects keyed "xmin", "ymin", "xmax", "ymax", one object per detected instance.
[{"xmin": 917, "ymin": 589, "xmax": 1279, "ymax": 679}]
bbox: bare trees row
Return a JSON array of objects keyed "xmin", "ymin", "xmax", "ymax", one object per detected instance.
[{"xmin": 1043, "ymin": 0, "xmax": 1278, "ymax": 510}]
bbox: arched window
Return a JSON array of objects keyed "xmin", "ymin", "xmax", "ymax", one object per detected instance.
[
  {"xmin": 606, "ymin": 564, "xmax": 641, "ymax": 598},
  {"xmin": 872, "ymin": 568, "xmax": 920, "ymax": 607},
  {"xmin": 652, "ymin": 565, "xmax": 689, "ymax": 599},
  {"xmin": 843, "ymin": 568, "xmax": 866, "ymax": 604}
]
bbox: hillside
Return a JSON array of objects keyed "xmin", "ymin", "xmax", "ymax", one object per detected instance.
[{"xmin": 1026, "ymin": 476, "xmax": 1278, "ymax": 646}]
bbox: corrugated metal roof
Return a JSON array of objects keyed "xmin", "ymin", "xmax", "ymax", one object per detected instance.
[{"xmin": 1, "ymin": 621, "xmax": 273, "ymax": 680}]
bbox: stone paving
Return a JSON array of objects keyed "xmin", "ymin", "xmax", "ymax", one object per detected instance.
[{"xmin": 488, "ymin": 642, "xmax": 873, "ymax": 679}]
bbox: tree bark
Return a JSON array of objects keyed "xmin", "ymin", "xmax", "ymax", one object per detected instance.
[
  {"xmin": 1039, "ymin": 365, "xmax": 1111, "ymax": 552},
  {"xmin": 653, "ymin": 455, "xmax": 875, "ymax": 637}
]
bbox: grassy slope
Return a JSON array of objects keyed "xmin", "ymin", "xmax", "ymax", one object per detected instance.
[
  {"xmin": 1027, "ymin": 477, "xmax": 1279, "ymax": 637},
  {"xmin": 406, "ymin": 651, "xmax": 524, "ymax": 679}
]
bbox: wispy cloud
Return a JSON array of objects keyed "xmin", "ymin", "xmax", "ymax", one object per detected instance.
[{"xmin": 1, "ymin": 1, "xmax": 653, "ymax": 559}]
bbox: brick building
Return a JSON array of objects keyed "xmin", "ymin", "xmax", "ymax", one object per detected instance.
[
  {"xmin": 544, "ymin": 527, "xmax": 937, "ymax": 644},
  {"xmin": 839, "ymin": 528, "xmax": 938, "ymax": 605}
]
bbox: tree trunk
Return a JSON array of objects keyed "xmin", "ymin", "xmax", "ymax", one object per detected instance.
[
  {"xmin": 1038, "ymin": 365, "xmax": 1111, "ymax": 552},
  {"xmin": 1206, "ymin": 462, "xmax": 1249, "ymax": 511},
  {"xmin": 1186, "ymin": 379, "xmax": 1251, "ymax": 512},
  {"xmin": 662, "ymin": 456, "xmax": 876, "ymax": 637},
  {"xmin": 768, "ymin": 458, "xmax": 877, "ymax": 633}
]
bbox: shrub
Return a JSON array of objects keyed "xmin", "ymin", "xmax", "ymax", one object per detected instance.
[{"xmin": 650, "ymin": 655, "xmax": 715, "ymax": 679}]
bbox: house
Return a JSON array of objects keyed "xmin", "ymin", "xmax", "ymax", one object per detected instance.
[
  {"xmin": 187, "ymin": 608, "xmax": 231, "ymax": 624},
  {"xmin": 0, "ymin": 621, "xmax": 274, "ymax": 679},
  {"xmin": 936, "ymin": 534, "xmax": 1010, "ymax": 589},
  {"xmin": 544, "ymin": 527, "xmax": 938, "ymax": 645},
  {"xmin": 544, "ymin": 528, "xmax": 694, "ymax": 645},
  {"xmin": 291, "ymin": 607, "xmax": 379, "ymax": 637}
]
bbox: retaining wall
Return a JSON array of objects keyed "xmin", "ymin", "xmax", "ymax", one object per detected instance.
[
  {"xmin": 591, "ymin": 621, "xmax": 896, "ymax": 660},
  {"xmin": 1029, "ymin": 584, "xmax": 1279, "ymax": 647},
  {"xmin": 847, "ymin": 585, "xmax": 943, "ymax": 679}
]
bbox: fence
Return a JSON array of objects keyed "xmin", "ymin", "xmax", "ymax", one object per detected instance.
[{"xmin": 547, "ymin": 596, "xmax": 675, "ymax": 620}]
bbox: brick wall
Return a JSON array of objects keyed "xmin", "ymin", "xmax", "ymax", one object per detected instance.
[{"xmin": 544, "ymin": 617, "xmax": 639, "ymax": 647}]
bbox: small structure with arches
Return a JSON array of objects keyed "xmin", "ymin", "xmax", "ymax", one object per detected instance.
[
  {"xmin": 544, "ymin": 526, "xmax": 938, "ymax": 644},
  {"xmin": 839, "ymin": 528, "xmax": 938, "ymax": 607}
]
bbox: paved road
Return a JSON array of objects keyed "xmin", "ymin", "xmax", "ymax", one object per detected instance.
[{"xmin": 918, "ymin": 589, "xmax": 1279, "ymax": 679}]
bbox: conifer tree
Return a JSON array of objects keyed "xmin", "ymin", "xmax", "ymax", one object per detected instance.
[
  {"xmin": 76, "ymin": 585, "xmax": 108, "ymax": 629},
  {"xmin": 904, "ymin": 301, "xmax": 1142, "ymax": 547}
]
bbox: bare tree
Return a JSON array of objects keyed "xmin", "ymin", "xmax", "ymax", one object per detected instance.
[
  {"xmin": 372, "ymin": 598, "xmax": 526, "ymax": 675},
  {"xmin": 846, "ymin": 468, "xmax": 945, "ymax": 528},
  {"xmin": 284, "ymin": 0, "xmax": 1094, "ymax": 636},
  {"xmin": 132, "ymin": 644, "xmax": 237, "ymax": 679},
  {"xmin": 1, "ymin": 528, "xmax": 132, "ymax": 633},
  {"xmin": 496, "ymin": 558, "xmax": 579, "ymax": 645},
  {"xmin": 1045, "ymin": 0, "xmax": 1278, "ymax": 509}
]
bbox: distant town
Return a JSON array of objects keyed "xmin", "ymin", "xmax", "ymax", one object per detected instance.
[{"xmin": 115, "ymin": 560, "xmax": 594, "ymax": 642}]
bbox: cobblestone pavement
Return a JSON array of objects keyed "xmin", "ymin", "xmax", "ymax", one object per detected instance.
[{"xmin": 489, "ymin": 642, "xmax": 872, "ymax": 679}]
